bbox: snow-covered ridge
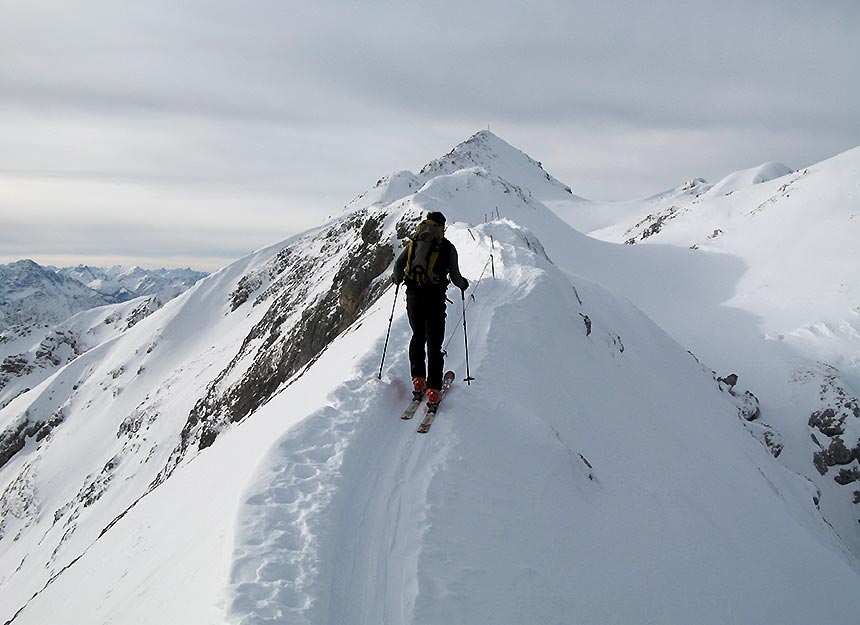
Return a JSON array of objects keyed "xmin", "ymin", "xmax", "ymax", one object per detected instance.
[
  {"xmin": 704, "ymin": 161, "xmax": 792, "ymax": 198},
  {"xmin": 344, "ymin": 130, "xmax": 583, "ymax": 216},
  {"xmin": 417, "ymin": 130, "xmax": 580, "ymax": 201},
  {"xmin": 2, "ymin": 133, "xmax": 860, "ymax": 624}
]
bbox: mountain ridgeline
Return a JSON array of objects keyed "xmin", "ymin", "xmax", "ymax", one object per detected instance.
[{"xmin": 2, "ymin": 131, "xmax": 860, "ymax": 625}]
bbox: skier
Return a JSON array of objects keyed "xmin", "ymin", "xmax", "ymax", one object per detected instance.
[{"xmin": 392, "ymin": 211, "xmax": 469, "ymax": 408}]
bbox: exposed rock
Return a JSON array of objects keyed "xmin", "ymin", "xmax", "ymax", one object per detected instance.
[
  {"xmin": 125, "ymin": 297, "xmax": 160, "ymax": 330},
  {"xmin": 0, "ymin": 409, "xmax": 66, "ymax": 470},
  {"xmin": 806, "ymin": 374, "xmax": 860, "ymax": 485},
  {"xmin": 809, "ymin": 408, "xmax": 845, "ymax": 437},
  {"xmin": 715, "ymin": 372, "xmax": 760, "ymax": 421},
  {"xmin": 624, "ymin": 206, "xmax": 683, "ymax": 244},
  {"xmin": 78, "ymin": 456, "xmax": 121, "ymax": 508},
  {"xmin": 710, "ymin": 370, "xmax": 777, "ymax": 454},
  {"xmin": 742, "ymin": 419, "xmax": 783, "ymax": 458},
  {"xmin": 834, "ymin": 466, "xmax": 860, "ymax": 486},
  {"xmin": 396, "ymin": 212, "xmax": 423, "ymax": 240},
  {"xmin": 736, "ymin": 390, "xmax": 761, "ymax": 421},
  {"xmin": 1, "ymin": 354, "xmax": 31, "ymax": 376},
  {"xmin": 718, "ymin": 373, "xmax": 738, "ymax": 388},
  {"xmin": 154, "ymin": 209, "xmax": 396, "ymax": 487},
  {"xmin": 762, "ymin": 430, "xmax": 784, "ymax": 458},
  {"xmin": 580, "ymin": 313, "xmax": 592, "ymax": 336},
  {"xmin": 34, "ymin": 330, "xmax": 82, "ymax": 368},
  {"xmin": 0, "ymin": 460, "xmax": 38, "ymax": 542},
  {"xmin": 813, "ymin": 438, "xmax": 858, "ymax": 476},
  {"xmin": 230, "ymin": 248, "xmax": 294, "ymax": 311}
]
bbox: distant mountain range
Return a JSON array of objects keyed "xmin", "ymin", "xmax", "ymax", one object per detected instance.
[
  {"xmin": 54, "ymin": 264, "xmax": 208, "ymax": 303},
  {"xmin": 0, "ymin": 260, "xmax": 207, "ymax": 409},
  {"xmin": 0, "ymin": 260, "xmax": 206, "ymax": 333}
]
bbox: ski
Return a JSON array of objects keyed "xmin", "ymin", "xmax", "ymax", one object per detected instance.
[
  {"xmin": 401, "ymin": 395, "xmax": 424, "ymax": 420},
  {"xmin": 417, "ymin": 371, "xmax": 455, "ymax": 433}
]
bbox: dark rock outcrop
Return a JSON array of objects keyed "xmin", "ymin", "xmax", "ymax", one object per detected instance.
[
  {"xmin": 0, "ymin": 409, "xmax": 66, "ymax": 471},
  {"xmin": 813, "ymin": 438, "xmax": 858, "ymax": 476},
  {"xmin": 153, "ymin": 208, "xmax": 396, "ymax": 486},
  {"xmin": 807, "ymin": 375, "xmax": 860, "ymax": 483}
]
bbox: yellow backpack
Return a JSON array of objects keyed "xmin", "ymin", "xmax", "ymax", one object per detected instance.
[{"xmin": 405, "ymin": 219, "xmax": 444, "ymax": 284}]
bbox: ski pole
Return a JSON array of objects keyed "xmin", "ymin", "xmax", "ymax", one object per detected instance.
[
  {"xmin": 377, "ymin": 283, "xmax": 400, "ymax": 380},
  {"xmin": 462, "ymin": 289, "xmax": 475, "ymax": 384}
]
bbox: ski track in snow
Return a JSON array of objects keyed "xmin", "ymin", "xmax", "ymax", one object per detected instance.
[
  {"xmin": 225, "ymin": 228, "xmax": 500, "ymax": 624},
  {"xmin": 224, "ymin": 226, "xmax": 599, "ymax": 625},
  {"xmin": 224, "ymin": 324, "xmax": 458, "ymax": 624}
]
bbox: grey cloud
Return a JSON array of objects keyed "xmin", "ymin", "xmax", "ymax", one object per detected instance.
[
  {"xmin": 1, "ymin": 0, "xmax": 858, "ymax": 267},
  {"xmin": 4, "ymin": 0, "xmax": 857, "ymax": 133},
  {"xmin": 1, "ymin": 212, "xmax": 282, "ymax": 262}
]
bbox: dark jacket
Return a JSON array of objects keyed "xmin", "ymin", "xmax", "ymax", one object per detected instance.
[{"xmin": 393, "ymin": 238, "xmax": 468, "ymax": 290}]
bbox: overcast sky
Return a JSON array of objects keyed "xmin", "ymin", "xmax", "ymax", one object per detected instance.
[{"xmin": 2, "ymin": 0, "xmax": 858, "ymax": 271}]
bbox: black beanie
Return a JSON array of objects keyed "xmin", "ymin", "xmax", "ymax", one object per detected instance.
[{"xmin": 427, "ymin": 211, "xmax": 446, "ymax": 226}]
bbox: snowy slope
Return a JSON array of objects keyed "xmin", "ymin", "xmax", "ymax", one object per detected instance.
[
  {"xmin": 417, "ymin": 131, "xmax": 581, "ymax": 203},
  {"xmin": 703, "ymin": 161, "xmax": 793, "ymax": 198},
  {"xmin": 2, "ymin": 132, "xmax": 860, "ymax": 624},
  {"xmin": 0, "ymin": 261, "xmax": 206, "ymax": 410},
  {"xmin": 590, "ymin": 148, "xmax": 859, "ymax": 337},
  {"xmin": 551, "ymin": 161, "xmax": 791, "ymax": 236},
  {"xmin": 552, "ymin": 145, "xmax": 860, "ymax": 560},
  {"xmin": 0, "ymin": 293, "xmax": 173, "ymax": 410}
]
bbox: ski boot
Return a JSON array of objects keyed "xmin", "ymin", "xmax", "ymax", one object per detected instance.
[
  {"xmin": 412, "ymin": 377, "xmax": 426, "ymax": 402},
  {"xmin": 426, "ymin": 387, "xmax": 441, "ymax": 413}
]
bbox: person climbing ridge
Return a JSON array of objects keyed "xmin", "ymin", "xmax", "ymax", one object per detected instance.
[{"xmin": 392, "ymin": 211, "xmax": 469, "ymax": 409}]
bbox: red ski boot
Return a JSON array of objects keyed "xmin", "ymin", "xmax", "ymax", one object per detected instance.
[
  {"xmin": 412, "ymin": 377, "xmax": 426, "ymax": 401},
  {"xmin": 426, "ymin": 387, "xmax": 440, "ymax": 408}
]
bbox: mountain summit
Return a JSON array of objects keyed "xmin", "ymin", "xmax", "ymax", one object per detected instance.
[
  {"xmin": 418, "ymin": 130, "xmax": 580, "ymax": 201},
  {"xmin": 1, "ymin": 133, "xmax": 859, "ymax": 625},
  {"xmin": 345, "ymin": 130, "xmax": 582, "ymax": 214}
]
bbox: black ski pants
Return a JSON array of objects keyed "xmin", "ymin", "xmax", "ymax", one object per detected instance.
[{"xmin": 405, "ymin": 286, "xmax": 447, "ymax": 390}]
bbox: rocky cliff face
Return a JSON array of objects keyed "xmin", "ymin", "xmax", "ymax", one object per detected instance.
[
  {"xmin": 809, "ymin": 372, "xmax": 860, "ymax": 501},
  {"xmin": 155, "ymin": 207, "xmax": 398, "ymax": 485}
]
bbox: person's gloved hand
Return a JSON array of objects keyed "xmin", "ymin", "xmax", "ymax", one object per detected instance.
[{"xmin": 459, "ymin": 277, "xmax": 469, "ymax": 292}]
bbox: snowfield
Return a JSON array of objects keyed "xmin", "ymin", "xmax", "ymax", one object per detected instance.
[{"xmin": 2, "ymin": 131, "xmax": 860, "ymax": 624}]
